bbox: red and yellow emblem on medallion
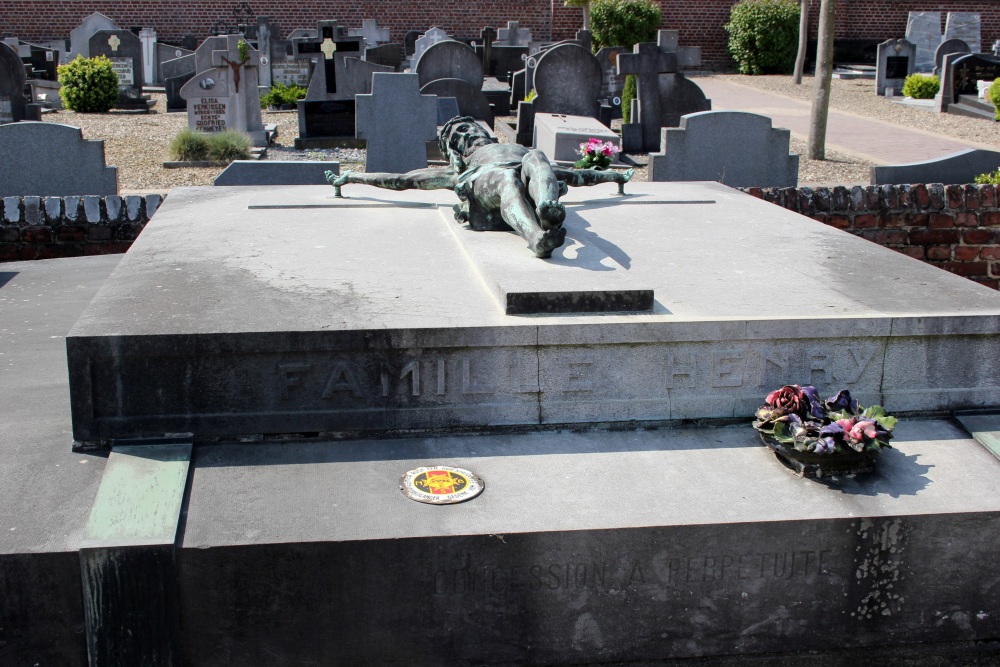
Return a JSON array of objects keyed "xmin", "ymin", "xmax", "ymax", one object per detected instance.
[{"xmin": 400, "ymin": 466, "xmax": 484, "ymax": 504}]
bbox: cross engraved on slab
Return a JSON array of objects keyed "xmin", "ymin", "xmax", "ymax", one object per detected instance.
[
  {"xmin": 108, "ymin": 34, "xmax": 121, "ymax": 52},
  {"xmin": 293, "ymin": 22, "xmax": 362, "ymax": 96}
]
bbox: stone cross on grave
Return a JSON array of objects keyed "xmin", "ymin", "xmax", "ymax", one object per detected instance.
[
  {"xmin": 356, "ymin": 72, "xmax": 437, "ymax": 173},
  {"xmin": 108, "ymin": 34, "xmax": 121, "ymax": 52},
  {"xmin": 480, "ymin": 26, "xmax": 497, "ymax": 71},
  {"xmin": 212, "ymin": 34, "xmax": 260, "ymax": 94},
  {"xmin": 293, "ymin": 21, "xmax": 362, "ymax": 97},
  {"xmin": 617, "ymin": 41, "xmax": 678, "ymax": 152}
]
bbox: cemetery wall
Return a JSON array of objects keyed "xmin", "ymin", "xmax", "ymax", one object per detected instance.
[
  {"xmin": 0, "ymin": 194, "xmax": 162, "ymax": 261},
  {"xmin": 744, "ymin": 183, "xmax": 1000, "ymax": 290},
  {"xmin": 6, "ymin": 1, "xmax": 1000, "ymax": 66}
]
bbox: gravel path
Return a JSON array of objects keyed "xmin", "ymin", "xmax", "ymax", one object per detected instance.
[{"xmin": 44, "ymin": 76, "xmax": 999, "ymax": 193}]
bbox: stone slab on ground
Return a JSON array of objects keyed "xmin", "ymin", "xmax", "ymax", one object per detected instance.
[
  {"xmin": 870, "ymin": 148, "xmax": 1000, "ymax": 185},
  {"xmin": 66, "ymin": 182, "xmax": 1000, "ymax": 444},
  {"xmin": 213, "ymin": 160, "xmax": 339, "ymax": 186}
]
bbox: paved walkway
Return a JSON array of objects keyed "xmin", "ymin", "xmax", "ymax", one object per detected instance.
[{"xmin": 693, "ymin": 76, "xmax": 985, "ymax": 166}]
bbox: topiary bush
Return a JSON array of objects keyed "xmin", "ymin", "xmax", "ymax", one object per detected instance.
[
  {"xmin": 902, "ymin": 73, "xmax": 940, "ymax": 99},
  {"xmin": 724, "ymin": 0, "xmax": 800, "ymax": 75},
  {"xmin": 590, "ymin": 0, "xmax": 662, "ymax": 49},
  {"xmin": 988, "ymin": 78, "xmax": 1000, "ymax": 121},
  {"xmin": 57, "ymin": 55, "xmax": 120, "ymax": 113}
]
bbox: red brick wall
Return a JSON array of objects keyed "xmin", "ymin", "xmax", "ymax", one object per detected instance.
[
  {"xmin": 5, "ymin": 1, "xmax": 999, "ymax": 66},
  {"xmin": 745, "ymin": 183, "xmax": 1000, "ymax": 290}
]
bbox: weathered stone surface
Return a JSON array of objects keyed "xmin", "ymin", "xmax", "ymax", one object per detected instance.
[
  {"xmin": 420, "ymin": 78, "xmax": 493, "ymax": 122},
  {"xmin": 66, "ymin": 182, "xmax": 1000, "ymax": 443},
  {"xmin": 650, "ymin": 111, "xmax": 797, "ymax": 188},
  {"xmin": 944, "ymin": 11, "xmax": 981, "ymax": 53},
  {"xmin": 532, "ymin": 113, "xmax": 619, "ymax": 163},
  {"xmin": 415, "ymin": 40, "xmax": 484, "ymax": 89},
  {"xmin": 67, "ymin": 11, "xmax": 119, "ymax": 61},
  {"xmin": 0, "ymin": 122, "xmax": 117, "ymax": 197},
  {"xmin": 905, "ymin": 11, "xmax": 943, "ymax": 73},
  {"xmin": 532, "ymin": 43, "xmax": 603, "ymax": 117},
  {"xmin": 0, "ymin": 41, "xmax": 28, "ymax": 124},
  {"xmin": 356, "ymin": 73, "xmax": 437, "ymax": 173}
]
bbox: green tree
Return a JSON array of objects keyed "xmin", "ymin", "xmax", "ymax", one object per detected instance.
[
  {"xmin": 590, "ymin": 0, "xmax": 662, "ymax": 50},
  {"xmin": 725, "ymin": 0, "xmax": 801, "ymax": 75}
]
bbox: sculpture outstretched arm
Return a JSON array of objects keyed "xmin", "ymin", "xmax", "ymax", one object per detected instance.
[
  {"xmin": 553, "ymin": 167, "xmax": 635, "ymax": 195},
  {"xmin": 325, "ymin": 169, "xmax": 458, "ymax": 198}
]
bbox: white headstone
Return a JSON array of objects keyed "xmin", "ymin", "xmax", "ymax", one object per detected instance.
[
  {"xmin": 139, "ymin": 28, "xmax": 157, "ymax": 85},
  {"xmin": 68, "ymin": 12, "xmax": 119, "ymax": 62}
]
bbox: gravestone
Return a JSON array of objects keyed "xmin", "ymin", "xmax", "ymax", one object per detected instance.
[
  {"xmin": 617, "ymin": 34, "xmax": 711, "ymax": 152},
  {"xmin": 293, "ymin": 21, "xmax": 393, "ymax": 142},
  {"xmin": 948, "ymin": 53, "xmax": 1000, "ymax": 101},
  {"xmin": 436, "ymin": 96, "xmax": 460, "ymax": 124},
  {"xmin": 162, "ymin": 52, "xmax": 197, "ymax": 112},
  {"xmin": 157, "ymin": 43, "xmax": 193, "ymax": 76},
  {"xmin": 420, "ymin": 78, "xmax": 493, "ymax": 123},
  {"xmin": 179, "ymin": 35, "xmax": 267, "ymax": 145},
  {"xmin": 349, "ymin": 19, "xmax": 390, "ymax": 49},
  {"xmin": 356, "ymin": 73, "xmax": 437, "ymax": 173},
  {"xmin": 944, "ymin": 12, "xmax": 981, "ymax": 54},
  {"xmin": 934, "ymin": 51, "xmax": 967, "ymax": 111},
  {"xmin": 139, "ymin": 28, "xmax": 157, "ymax": 85},
  {"xmin": 497, "ymin": 21, "xmax": 531, "ymax": 47},
  {"xmin": 875, "ymin": 38, "xmax": 915, "ymax": 96},
  {"xmin": 5, "ymin": 39, "xmax": 60, "ymax": 81},
  {"xmin": 181, "ymin": 33, "xmax": 198, "ymax": 51},
  {"xmin": 415, "ymin": 40, "xmax": 484, "ymax": 89},
  {"xmin": 905, "ymin": 11, "xmax": 943, "ymax": 73},
  {"xmin": 0, "ymin": 41, "xmax": 28, "ymax": 124},
  {"xmin": 365, "ymin": 44, "xmax": 403, "ymax": 71},
  {"xmin": 403, "ymin": 30, "xmax": 421, "ymax": 57},
  {"xmin": 533, "ymin": 113, "xmax": 619, "ymax": 163},
  {"xmin": 255, "ymin": 17, "xmax": 273, "ymax": 87},
  {"xmin": 649, "ymin": 111, "xmax": 797, "ymax": 188},
  {"xmin": 532, "ymin": 43, "xmax": 603, "ymax": 118},
  {"xmin": 0, "ymin": 122, "xmax": 117, "ymax": 195},
  {"xmin": 595, "ymin": 46, "xmax": 629, "ymax": 117},
  {"xmin": 934, "ymin": 38, "xmax": 971, "ymax": 76},
  {"xmin": 871, "ymin": 148, "xmax": 1000, "ymax": 185},
  {"xmin": 268, "ymin": 39, "xmax": 312, "ymax": 86},
  {"xmin": 67, "ymin": 12, "xmax": 119, "ymax": 62},
  {"xmin": 412, "ymin": 27, "xmax": 450, "ymax": 65},
  {"xmin": 89, "ymin": 30, "xmax": 148, "ymax": 109}
]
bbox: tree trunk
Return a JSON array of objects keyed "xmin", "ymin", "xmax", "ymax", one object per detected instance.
[
  {"xmin": 807, "ymin": 0, "xmax": 835, "ymax": 160},
  {"xmin": 793, "ymin": 0, "xmax": 810, "ymax": 84}
]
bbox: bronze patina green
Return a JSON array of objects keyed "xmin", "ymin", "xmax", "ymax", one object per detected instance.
[{"xmin": 326, "ymin": 116, "xmax": 633, "ymax": 258}]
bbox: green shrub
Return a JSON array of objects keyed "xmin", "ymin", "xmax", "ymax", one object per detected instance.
[
  {"xmin": 902, "ymin": 73, "xmax": 940, "ymax": 99},
  {"xmin": 724, "ymin": 0, "xmax": 800, "ymax": 75},
  {"xmin": 974, "ymin": 168, "xmax": 1000, "ymax": 185},
  {"xmin": 590, "ymin": 0, "xmax": 662, "ymax": 49},
  {"xmin": 988, "ymin": 78, "xmax": 1000, "ymax": 121},
  {"xmin": 260, "ymin": 82, "xmax": 308, "ymax": 108},
  {"xmin": 170, "ymin": 128, "xmax": 210, "ymax": 161},
  {"xmin": 621, "ymin": 73, "xmax": 637, "ymax": 124},
  {"xmin": 57, "ymin": 55, "xmax": 120, "ymax": 112},
  {"xmin": 205, "ymin": 130, "xmax": 251, "ymax": 161}
]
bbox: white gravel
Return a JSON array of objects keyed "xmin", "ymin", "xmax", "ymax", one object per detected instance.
[{"xmin": 43, "ymin": 76, "xmax": 999, "ymax": 193}]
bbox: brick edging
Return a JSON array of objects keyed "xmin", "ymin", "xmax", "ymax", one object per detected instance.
[
  {"xmin": 741, "ymin": 184, "xmax": 1000, "ymax": 290},
  {"xmin": 0, "ymin": 194, "xmax": 165, "ymax": 262}
]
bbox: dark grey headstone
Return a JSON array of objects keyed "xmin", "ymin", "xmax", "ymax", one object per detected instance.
[
  {"xmin": 214, "ymin": 160, "xmax": 340, "ymax": 186},
  {"xmin": 415, "ymin": 40, "xmax": 483, "ymax": 89},
  {"xmin": 486, "ymin": 45, "xmax": 528, "ymax": 81},
  {"xmin": 165, "ymin": 71, "xmax": 195, "ymax": 112},
  {"xmin": 365, "ymin": 43, "xmax": 403, "ymax": 71},
  {"xmin": 0, "ymin": 41, "xmax": 28, "ymax": 124},
  {"xmin": 934, "ymin": 38, "xmax": 971, "ymax": 75},
  {"xmin": 0, "ymin": 122, "xmax": 117, "ymax": 196},
  {"xmin": 436, "ymin": 97, "xmax": 460, "ymax": 125},
  {"xmin": 876, "ymin": 38, "xmax": 915, "ymax": 96},
  {"xmin": 181, "ymin": 33, "xmax": 198, "ymax": 51},
  {"xmin": 649, "ymin": 111, "xmax": 798, "ymax": 188},
  {"xmin": 617, "ymin": 41, "xmax": 680, "ymax": 152},
  {"xmin": 156, "ymin": 43, "xmax": 194, "ymax": 78},
  {"xmin": 657, "ymin": 73, "xmax": 711, "ymax": 128},
  {"xmin": 419, "ymin": 78, "xmax": 493, "ymax": 123},
  {"xmin": 403, "ymin": 30, "xmax": 421, "ymax": 57},
  {"xmin": 871, "ymin": 148, "xmax": 1000, "ymax": 185},
  {"xmin": 293, "ymin": 22, "xmax": 388, "ymax": 102},
  {"xmin": 949, "ymin": 53, "xmax": 1000, "ymax": 100},
  {"xmin": 297, "ymin": 99, "xmax": 355, "ymax": 138},
  {"xmin": 89, "ymin": 30, "xmax": 144, "ymax": 101},
  {"xmin": 356, "ymin": 73, "xmax": 437, "ymax": 173},
  {"xmin": 160, "ymin": 53, "xmax": 195, "ymax": 82},
  {"xmin": 532, "ymin": 43, "xmax": 602, "ymax": 118}
]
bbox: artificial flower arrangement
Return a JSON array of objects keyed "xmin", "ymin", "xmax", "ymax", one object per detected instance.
[
  {"xmin": 574, "ymin": 138, "xmax": 620, "ymax": 170},
  {"xmin": 752, "ymin": 385, "xmax": 897, "ymax": 476}
]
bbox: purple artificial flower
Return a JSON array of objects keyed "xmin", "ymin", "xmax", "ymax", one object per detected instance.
[{"xmin": 825, "ymin": 389, "xmax": 859, "ymax": 413}]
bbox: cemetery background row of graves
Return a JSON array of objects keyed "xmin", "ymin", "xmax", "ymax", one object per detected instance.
[{"xmin": 1, "ymin": 10, "xmax": 1000, "ymax": 285}]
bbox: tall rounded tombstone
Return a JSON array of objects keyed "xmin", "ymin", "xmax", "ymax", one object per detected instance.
[
  {"xmin": 934, "ymin": 38, "xmax": 971, "ymax": 75},
  {"xmin": 419, "ymin": 78, "xmax": 493, "ymax": 123},
  {"xmin": 0, "ymin": 41, "xmax": 27, "ymax": 124},
  {"xmin": 532, "ymin": 43, "xmax": 602, "ymax": 117},
  {"xmin": 415, "ymin": 40, "xmax": 484, "ymax": 89}
]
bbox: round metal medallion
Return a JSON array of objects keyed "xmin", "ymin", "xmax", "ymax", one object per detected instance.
[{"xmin": 400, "ymin": 466, "xmax": 484, "ymax": 505}]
